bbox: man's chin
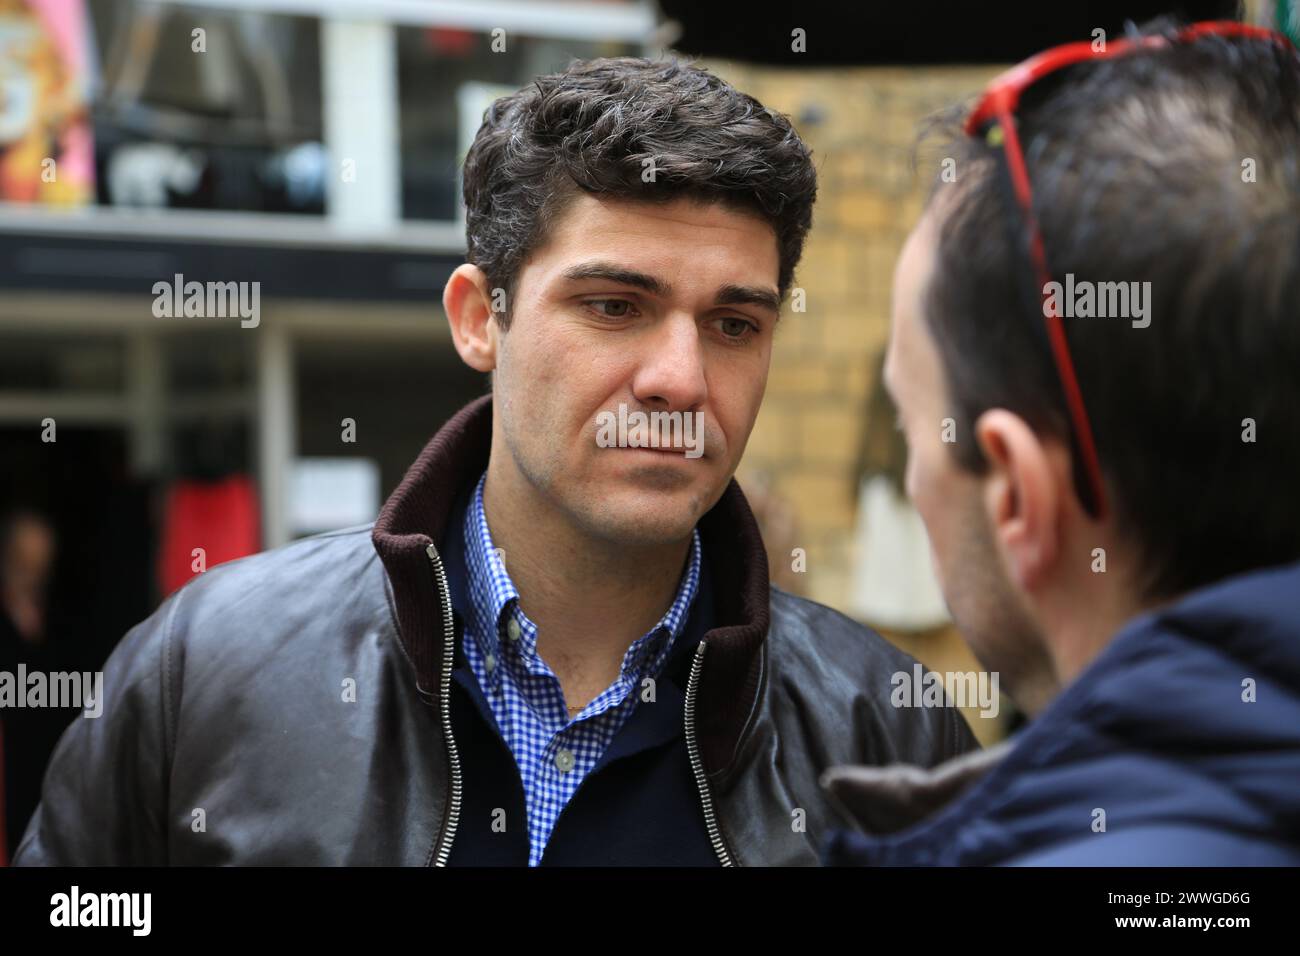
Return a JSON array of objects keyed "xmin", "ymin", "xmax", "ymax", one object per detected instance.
[
  {"xmin": 943, "ymin": 570, "xmax": 1048, "ymax": 690},
  {"xmin": 572, "ymin": 487, "xmax": 712, "ymax": 548}
]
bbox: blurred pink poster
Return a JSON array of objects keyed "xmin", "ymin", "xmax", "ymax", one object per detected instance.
[{"xmin": 0, "ymin": 0, "xmax": 94, "ymax": 204}]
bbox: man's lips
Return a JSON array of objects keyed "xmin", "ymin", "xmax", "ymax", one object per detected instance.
[
  {"xmin": 624, "ymin": 446, "xmax": 694, "ymax": 457},
  {"xmin": 621, "ymin": 430, "xmax": 698, "ymax": 457}
]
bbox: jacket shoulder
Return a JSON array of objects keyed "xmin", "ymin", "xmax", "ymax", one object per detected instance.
[
  {"xmin": 765, "ymin": 587, "xmax": 979, "ymax": 767},
  {"xmin": 768, "ymin": 586, "xmax": 928, "ymax": 675},
  {"xmin": 165, "ymin": 523, "xmax": 389, "ymax": 653},
  {"xmin": 14, "ymin": 524, "xmax": 428, "ymax": 865},
  {"xmin": 178, "ymin": 523, "xmax": 381, "ymax": 606}
]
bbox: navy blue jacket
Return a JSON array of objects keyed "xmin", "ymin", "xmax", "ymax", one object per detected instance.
[{"xmin": 823, "ymin": 560, "xmax": 1300, "ymax": 866}]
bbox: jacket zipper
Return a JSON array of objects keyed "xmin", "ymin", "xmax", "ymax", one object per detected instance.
[
  {"xmin": 427, "ymin": 542, "xmax": 730, "ymax": 867},
  {"xmin": 684, "ymin": 640, "xmax": 735, "ymax": 867},
  {"xmin": 425, "ymin": 542, "xmax": 463, "ymax": 866}
]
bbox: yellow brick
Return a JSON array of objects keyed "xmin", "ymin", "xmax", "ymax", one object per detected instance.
[
  {"xmin": 743, "ymin": 403, "xmax": 796, "ymax": 465},
  {"xmin": 821, "ymin": 305, "xmax": 889, "ymax": 356},
  {"xmin": 766, "ymin": 354, "xmax": 832, "ymax": 398},
  {"xmin": 796, "ymin": 404, "xmax": 861, "ymax": 466},
  {"xmin": 772, "ymin": 308, "xmax": 822, "ymax": 357},
  {"xmin": 834, "ymin": 190, "xmax": 897, "ymax": 232},
  {"xmin": 807, "ymin": 560, "xmax": 850, "ymax": 610},
  {"xmin": 781, "ymin": 469, "xmax": 855, "ymax": 534},
  {"xmin": 843, "ymin": 353, "xmax": 872, "ymax": 399},
  {"xmin": 821, "ymin": 148, "xmax": 873, "ymax": 188}
]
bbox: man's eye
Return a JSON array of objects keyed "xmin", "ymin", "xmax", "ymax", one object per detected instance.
[
  {"xmin": 588, "ymin": 299, "xmax": 634, "ymax": 318},
  {"xmin": 719, "ymin": 316, "xmax": 757, "ymax": 339}
]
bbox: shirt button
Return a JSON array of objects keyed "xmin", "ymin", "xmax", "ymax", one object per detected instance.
[
  {"xmin": 554, "ymin": 748, "xmax": 575, "ymax": 773},
  {"xmin": 506, "ymin": 618, "xmax": 521, "ymax": 642},
  {"xmin": 485, "ymin": 653, "xmax": 496, "ymax": 672}
]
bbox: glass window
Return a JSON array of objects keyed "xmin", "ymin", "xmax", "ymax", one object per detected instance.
[
  {"xmin": 0, "ymin": 332, "xmax": 124, "ymax": 392},
  {"xmin": 396, "ymin": 28, "xmax": 638, "ymax": 221},
  {"xmin": 86, "ymin": 0, "xmax": 324, "ymax": 214}
]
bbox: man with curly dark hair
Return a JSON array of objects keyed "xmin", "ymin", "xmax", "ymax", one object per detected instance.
[{"xmin": 17, "ymin": 57, "xmax": 974, "ymax": 867}]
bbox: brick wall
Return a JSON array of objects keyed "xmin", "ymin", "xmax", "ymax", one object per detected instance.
[{"xmin": 712, "ymin": 62, "xmax": 1010, "ymax": 744}]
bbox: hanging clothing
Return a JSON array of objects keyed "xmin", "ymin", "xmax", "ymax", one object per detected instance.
[{"xmin": 157, "ymin": 475, "xmax": 260, "ymax": 596}]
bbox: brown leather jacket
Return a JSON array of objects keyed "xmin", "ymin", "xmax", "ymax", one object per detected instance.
[{"xmin": 16, "ymin": 396, "xmax": 977, "ymax": 866}]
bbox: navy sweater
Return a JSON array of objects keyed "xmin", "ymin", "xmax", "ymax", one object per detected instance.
[{"xmin": 438, "ymin": 491, "xmax": 720, "ymax": 866}]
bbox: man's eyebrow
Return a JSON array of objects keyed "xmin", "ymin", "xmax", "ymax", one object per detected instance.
[
  {"xmin": 716, "ymin": 283, "xmax": 781, "ymax": 316},
  {"xmin": 560, "ymin": 262, "xmax": 781, "ymax": 316},
  {"xmin": 561, "ymin": 262, "xmax": 670, "ymax": 297}
]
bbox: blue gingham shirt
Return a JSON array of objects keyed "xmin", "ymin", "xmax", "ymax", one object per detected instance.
[{"xmin": 462, "ymin": 472, "xmax": 702, "ymax": 866}]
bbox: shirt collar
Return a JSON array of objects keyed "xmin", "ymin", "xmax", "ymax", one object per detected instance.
[{"xmin": 462, "ymin": 470, "xmax": 702, "ymax": 682}]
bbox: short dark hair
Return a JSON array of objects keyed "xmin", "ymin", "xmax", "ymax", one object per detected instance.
[
  {"xmin": 921, "ymin": 20, "xmax": 1300, "ymax": 599},
  {"xmin": 461, "ymin": 56, "xmax": 817, "ymax": 327}
]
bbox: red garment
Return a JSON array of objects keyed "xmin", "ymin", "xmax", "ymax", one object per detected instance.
[{"xmin": 158, "ymin": 476, "xmax": 261, "ymax": 597}]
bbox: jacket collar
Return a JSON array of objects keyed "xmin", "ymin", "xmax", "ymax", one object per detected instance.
[
  {"xmin": 821, "ymin": 558, "xmax": 1300, "ymax": 865},
  {"xmin": 371, "ymin": 394, "xmax": 771, "ymax": 774},
  {"xmin": 821, "ymin": 740, "xmax": 1012, "ymax": 839}
]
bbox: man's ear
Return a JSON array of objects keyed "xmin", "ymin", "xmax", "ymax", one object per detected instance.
[
  {"xmin": 973, "ymin": 409, "xmax": 1062, "ymax": 591},
  {"xmin": 443, "ymin": 264, "xmax": 499, "ymax": 372}
]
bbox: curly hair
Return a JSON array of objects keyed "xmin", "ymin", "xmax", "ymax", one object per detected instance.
[{"xmin": 461, "ymin": 56, "xmax": 817, "ymax": 326}]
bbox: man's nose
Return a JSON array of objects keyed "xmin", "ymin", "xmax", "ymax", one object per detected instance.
[{"xmin": 629, "ymin": 312, "xmax": 708, "ymax": 410}]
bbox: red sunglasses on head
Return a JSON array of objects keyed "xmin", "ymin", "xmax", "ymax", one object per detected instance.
[{"xmin": 962, "ymin": 20, "xmax": 1295, "ymax": 520}]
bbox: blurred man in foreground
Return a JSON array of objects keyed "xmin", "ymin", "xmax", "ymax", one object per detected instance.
[{"xmin": 823, "ymin": 20, "xmax": 1300, "ymax": 865}]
